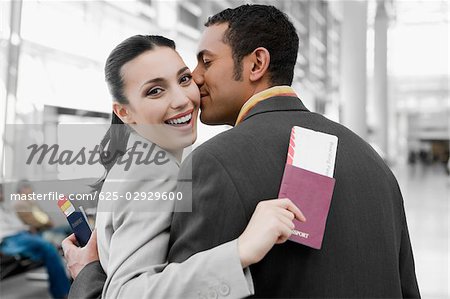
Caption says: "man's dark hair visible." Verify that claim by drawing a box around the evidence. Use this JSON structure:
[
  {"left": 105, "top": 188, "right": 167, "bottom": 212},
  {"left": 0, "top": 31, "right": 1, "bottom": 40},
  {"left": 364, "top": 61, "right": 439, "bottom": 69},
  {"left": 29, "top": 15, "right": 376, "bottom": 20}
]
[{"left": 205, "top": 4, "right": 299, "bottom": 85}]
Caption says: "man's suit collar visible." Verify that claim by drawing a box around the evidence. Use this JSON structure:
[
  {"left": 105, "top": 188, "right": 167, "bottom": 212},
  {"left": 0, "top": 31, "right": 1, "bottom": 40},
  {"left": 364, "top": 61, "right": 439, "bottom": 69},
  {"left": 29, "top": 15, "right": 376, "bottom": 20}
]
[{"left": 240, "top": 96, "right": 309, "bottom": 124}]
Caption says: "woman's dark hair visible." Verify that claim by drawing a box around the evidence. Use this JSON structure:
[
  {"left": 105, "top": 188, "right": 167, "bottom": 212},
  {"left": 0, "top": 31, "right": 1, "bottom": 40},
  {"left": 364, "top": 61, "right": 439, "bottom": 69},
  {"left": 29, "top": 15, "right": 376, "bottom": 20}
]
[{"left": 91, "top": 35, "right": 176, "bottom": 193}]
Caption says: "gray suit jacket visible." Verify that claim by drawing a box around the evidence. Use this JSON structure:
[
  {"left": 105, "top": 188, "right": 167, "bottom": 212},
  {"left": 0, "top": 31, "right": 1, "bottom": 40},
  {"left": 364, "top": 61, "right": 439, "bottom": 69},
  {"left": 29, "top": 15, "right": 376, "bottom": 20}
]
[
  {"left": 70, "top": 133, "right": 253, "bottom": 299},
  {"left": 168, "top": 96, "right": 420, "bottom": 298}
]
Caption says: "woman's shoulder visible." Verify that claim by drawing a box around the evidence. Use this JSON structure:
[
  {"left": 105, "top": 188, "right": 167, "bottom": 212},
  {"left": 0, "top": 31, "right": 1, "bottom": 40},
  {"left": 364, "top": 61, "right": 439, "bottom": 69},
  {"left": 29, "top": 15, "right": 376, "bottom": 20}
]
[{"left": 98, "top": 134, "right": 179, "bottom": 211}]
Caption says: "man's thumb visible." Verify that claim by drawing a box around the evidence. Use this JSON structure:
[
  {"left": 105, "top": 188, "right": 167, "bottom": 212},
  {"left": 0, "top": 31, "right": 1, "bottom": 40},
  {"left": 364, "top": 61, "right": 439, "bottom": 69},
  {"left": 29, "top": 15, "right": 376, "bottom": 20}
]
[{"left": 87, "top": 229, "right": 97, "bottom": 249}]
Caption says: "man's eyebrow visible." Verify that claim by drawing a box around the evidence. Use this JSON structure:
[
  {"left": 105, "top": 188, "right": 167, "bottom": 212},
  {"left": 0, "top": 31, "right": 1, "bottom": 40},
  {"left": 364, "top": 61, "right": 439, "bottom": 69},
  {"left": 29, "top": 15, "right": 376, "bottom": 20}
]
[{"left": 197, "top": 49, "right": 213, "bottom": 61}]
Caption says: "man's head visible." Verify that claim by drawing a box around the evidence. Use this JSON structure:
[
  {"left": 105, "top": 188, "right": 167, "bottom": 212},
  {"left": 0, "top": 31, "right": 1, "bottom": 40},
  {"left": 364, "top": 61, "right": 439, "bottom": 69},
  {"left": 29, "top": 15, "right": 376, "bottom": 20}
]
[{"left": 193, "top": 4, "right": 299, "bottom": 125}]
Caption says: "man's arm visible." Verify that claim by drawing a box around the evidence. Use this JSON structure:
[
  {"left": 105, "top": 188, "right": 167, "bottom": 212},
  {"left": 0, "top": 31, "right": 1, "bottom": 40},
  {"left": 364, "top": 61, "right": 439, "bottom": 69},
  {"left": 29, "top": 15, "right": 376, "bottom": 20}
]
[
  {"left": 168, "top": 149, "right": 249, "bottom": 263},
  {"left": 62, "top": 231, "right": 105, "bottom": 299},
  {"left": 69, "top": 261, "right": 106, "bottom": 299}
]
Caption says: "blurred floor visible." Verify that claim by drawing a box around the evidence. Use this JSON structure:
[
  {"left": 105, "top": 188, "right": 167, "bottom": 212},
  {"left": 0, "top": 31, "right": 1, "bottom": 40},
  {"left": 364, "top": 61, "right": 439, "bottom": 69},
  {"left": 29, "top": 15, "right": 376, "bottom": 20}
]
[
  {"left": 0, "top": 267, "right": 51, "bottom": 299},
  {"left": 393, "top": 162, "right": 449, "bottom": 299}
]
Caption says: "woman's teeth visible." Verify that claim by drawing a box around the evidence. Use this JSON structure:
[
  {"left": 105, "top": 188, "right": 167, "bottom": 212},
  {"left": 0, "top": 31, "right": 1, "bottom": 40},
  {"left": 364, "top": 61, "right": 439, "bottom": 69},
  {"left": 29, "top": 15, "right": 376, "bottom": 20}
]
[{"left": 166, "top": 113, "right": 192, "bottom": 125}]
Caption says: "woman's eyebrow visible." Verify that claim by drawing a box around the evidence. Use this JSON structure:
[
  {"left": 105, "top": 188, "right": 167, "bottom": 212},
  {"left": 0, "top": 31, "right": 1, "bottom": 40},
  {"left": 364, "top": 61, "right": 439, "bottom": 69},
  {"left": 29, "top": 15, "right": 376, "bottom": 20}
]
[
  {"left": 140, "top": 67, "right": 190, "bottom": 91},
  {"left": 140, "top": 77, "right": 165, "bottom": 91},
  {"left": 177, "top": 67, "right": 190, "bottom": 76}
]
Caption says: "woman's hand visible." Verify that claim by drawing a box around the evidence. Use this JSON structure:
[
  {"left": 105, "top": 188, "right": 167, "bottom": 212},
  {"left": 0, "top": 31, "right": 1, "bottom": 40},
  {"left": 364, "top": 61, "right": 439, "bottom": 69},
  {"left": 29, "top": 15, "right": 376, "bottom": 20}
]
[{"left": 237, "top": 198, "right": 306, "bottom": 268}]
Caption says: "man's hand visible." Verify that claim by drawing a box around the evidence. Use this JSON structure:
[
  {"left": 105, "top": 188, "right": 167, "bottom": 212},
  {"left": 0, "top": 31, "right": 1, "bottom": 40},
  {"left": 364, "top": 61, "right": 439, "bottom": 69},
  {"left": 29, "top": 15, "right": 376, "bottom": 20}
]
[{"left": 62, "top": 229, "right": 99, "bottom": 279}]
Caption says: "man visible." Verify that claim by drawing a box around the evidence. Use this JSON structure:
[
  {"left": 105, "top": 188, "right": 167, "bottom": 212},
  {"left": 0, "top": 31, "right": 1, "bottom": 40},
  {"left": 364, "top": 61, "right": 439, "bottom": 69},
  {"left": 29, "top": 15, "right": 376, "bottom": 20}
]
[
  {"left": 0, "top": 183, "right": 71, "bottom": 298},
  {"left": 65, "top": 4, "right": 420, "bottom": 298}
]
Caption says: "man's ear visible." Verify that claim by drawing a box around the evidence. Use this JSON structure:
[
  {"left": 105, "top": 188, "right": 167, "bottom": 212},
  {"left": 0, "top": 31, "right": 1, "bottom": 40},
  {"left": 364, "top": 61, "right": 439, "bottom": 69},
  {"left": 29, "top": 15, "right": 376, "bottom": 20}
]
[
  {"left": 112, "top": 102, "right": 135, "bottom": 124},
  {"left": 249, "top": 47, "right": 270, "bottom": 82}
]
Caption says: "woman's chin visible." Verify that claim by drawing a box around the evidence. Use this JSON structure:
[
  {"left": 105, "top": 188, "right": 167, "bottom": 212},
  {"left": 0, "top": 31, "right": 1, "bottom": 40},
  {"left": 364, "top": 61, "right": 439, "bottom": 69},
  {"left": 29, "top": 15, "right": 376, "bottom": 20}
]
[
  {"left": 177, "top": 134, "right": 196, "bottom": 150},
  {"left": 179, "top": 129, "right": 197, "bottom": 147},
  {"left": 190, "top": 133, "right": 197, "bottom": 147},
  {"left": 162, "top": 133, "right": 196, "bottom": 153}
]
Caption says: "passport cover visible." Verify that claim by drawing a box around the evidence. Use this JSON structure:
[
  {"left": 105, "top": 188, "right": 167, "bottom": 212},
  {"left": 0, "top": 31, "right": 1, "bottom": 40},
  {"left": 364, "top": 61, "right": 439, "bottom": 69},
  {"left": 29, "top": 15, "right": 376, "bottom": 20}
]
[
  {"left": 67, "top": 211, "right": 92, "bottom": 247},
  {"left": 279, "top": 163, "right": 336, "bottom": 249}
]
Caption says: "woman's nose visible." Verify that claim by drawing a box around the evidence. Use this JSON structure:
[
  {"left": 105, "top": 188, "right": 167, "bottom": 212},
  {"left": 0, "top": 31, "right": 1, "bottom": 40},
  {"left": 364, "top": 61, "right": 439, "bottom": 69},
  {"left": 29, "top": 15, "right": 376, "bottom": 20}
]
[{"left": 170, "top": 89, "right": 190, "bottom": 109}]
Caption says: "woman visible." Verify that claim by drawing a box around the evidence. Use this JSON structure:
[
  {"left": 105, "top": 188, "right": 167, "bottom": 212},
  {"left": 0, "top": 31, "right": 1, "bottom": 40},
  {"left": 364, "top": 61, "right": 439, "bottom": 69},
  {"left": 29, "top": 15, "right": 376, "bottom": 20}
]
[{"left": 93, "top": 35, "right": 305, "bottom": 298}]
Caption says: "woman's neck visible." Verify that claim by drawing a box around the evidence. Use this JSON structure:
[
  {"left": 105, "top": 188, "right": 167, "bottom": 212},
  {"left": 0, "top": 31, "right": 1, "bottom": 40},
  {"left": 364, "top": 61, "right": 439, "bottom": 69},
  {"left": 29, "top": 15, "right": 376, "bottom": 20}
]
[{"left": 170, "top": 149, "right": 183, "bottom": 163}]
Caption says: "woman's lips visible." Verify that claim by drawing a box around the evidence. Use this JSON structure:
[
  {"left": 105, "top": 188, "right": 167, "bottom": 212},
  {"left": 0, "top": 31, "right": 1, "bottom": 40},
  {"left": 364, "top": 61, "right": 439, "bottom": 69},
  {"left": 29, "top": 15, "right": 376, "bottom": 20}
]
[
  {"left": 165, "top": 109, "right": 193, "bottom": 122},
  {"left": 164, "top": 113, "right": 193, "bottom": 127}
]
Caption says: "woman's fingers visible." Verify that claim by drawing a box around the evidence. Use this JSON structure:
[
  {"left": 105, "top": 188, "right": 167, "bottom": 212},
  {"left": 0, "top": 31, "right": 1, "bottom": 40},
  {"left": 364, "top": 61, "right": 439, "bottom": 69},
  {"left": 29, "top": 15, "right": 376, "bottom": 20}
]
[
  {"left": 278, "top": 198, "right": 306, "bottom": 222},
  {"left": 276, "top": 207, "right": 295, "bottom": 221},
  {"left": 276, "top": 210, "right": 295, "bottom": 230},
  {"left": 265, "top": 198, "right": 307, "bottom": 245},
  {"left": 237, "top": 198, "right": 306, "bottom": 267},
  {"left": 275, "top": 220, "right": 294, "bottom": 244},
  {"left": 271, "top": 209, "right": 295, "bottom": 244}
]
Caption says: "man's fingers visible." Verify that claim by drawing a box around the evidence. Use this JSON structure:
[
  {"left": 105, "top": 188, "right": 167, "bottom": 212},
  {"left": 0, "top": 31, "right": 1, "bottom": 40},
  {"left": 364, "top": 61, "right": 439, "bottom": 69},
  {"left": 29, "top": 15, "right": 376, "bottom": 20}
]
[
  {"left": 67, "top": 233, "right": 77, "bottom": 243},
  {"left": 86, "top": 229, "right": 97, "bottom": 248},
  {"left": 61, "top": 233, "right": 77, "bottom": 256}
]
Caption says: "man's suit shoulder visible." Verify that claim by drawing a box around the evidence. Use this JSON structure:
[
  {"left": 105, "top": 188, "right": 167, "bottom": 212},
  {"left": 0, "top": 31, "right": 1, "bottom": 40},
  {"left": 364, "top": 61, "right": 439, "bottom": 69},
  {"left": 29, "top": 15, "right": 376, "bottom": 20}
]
[
  {"left": 189, "top": 126, "right": 253, "bottom": 163},
  {"left": 190, "top": 107, "right": 396, "bottom": 187}
]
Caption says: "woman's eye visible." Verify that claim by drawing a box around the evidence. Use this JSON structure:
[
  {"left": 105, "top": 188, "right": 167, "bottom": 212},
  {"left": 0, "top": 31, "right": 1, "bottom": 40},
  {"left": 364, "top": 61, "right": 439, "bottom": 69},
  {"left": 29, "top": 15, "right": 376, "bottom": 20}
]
[
  {"left": 180, "top": 74, "right": 192, "bottom": 84},
  {"left": 203, "top": 60, "right": 211, "bottom": 67},
  {"left": 147, "top": 87, "right": 163, "bottom": 96}
]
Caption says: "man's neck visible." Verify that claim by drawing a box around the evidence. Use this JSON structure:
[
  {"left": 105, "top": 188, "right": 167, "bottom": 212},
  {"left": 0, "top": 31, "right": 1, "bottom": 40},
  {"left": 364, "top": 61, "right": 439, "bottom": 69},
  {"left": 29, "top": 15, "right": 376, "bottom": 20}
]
[
  {"left": 230, "top": 83, "right": 272, "bottom": 123},
  {"left": 251, "top": 84, "right": 272, "bottom": 96},
  {"left": 233, "top": 85, "right": 296, "bottom": 126},
  {"left": 242, "top": 84, "right": 292, "bottom": 109}
]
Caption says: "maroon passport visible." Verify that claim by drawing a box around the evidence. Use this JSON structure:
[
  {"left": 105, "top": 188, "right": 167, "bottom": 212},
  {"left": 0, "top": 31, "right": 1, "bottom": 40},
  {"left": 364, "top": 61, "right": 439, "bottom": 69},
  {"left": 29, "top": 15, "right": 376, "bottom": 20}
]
[{"left": 278, "top": 163, "right": 336, "bottom": 249}]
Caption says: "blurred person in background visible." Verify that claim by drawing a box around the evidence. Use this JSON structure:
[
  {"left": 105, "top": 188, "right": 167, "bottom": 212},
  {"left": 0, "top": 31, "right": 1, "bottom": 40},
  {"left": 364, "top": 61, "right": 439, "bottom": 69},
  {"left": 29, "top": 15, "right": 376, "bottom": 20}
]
[
  {"left": 0, "top": 183, "right": 71, "bottom": 298},
  {"left": 15, "top": 180, "right": 53, "bottom": 232},
  {"left": 14, "top": 180, "right": 72, "bottom": 247}
]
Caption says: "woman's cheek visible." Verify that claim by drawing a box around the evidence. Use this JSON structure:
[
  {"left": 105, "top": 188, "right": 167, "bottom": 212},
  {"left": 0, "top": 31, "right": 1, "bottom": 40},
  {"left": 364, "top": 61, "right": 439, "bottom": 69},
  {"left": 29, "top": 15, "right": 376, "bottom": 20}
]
[{"left": 189, "top": 85, "right": 201, "bottom": 106}]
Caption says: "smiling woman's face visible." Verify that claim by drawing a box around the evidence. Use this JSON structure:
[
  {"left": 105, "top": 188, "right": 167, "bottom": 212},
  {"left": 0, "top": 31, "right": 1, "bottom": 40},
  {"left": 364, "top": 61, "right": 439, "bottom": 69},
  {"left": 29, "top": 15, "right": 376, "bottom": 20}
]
[{"left": 115, "top": 47, "right": 200, "bottom": 153}]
